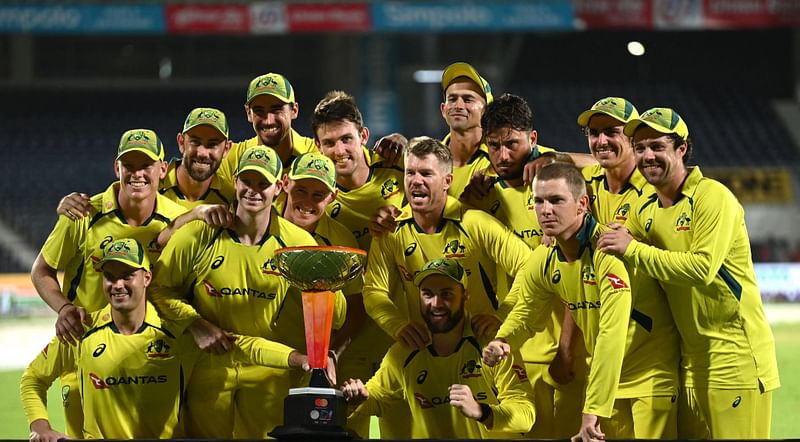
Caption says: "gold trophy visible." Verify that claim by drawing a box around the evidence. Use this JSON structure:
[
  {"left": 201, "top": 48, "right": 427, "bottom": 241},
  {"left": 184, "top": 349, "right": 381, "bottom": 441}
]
[{"left": 269, "top": 245, "right": 366, "bottom": 440}]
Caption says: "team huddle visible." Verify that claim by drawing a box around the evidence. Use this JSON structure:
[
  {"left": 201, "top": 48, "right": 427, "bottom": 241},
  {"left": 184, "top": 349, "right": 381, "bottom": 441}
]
[{"left": 19, "top": 62, "right": 779, "bottom": 441}]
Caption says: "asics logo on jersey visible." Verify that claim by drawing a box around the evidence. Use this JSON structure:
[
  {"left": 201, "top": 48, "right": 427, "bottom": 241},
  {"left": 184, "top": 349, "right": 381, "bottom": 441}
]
[
  {"left": 381, "top": 179, "right": 401, "bottom": 199},
  {"left": 353, "top": 227, "right": 370, "bottom": 239},
  {"left": 645, "top": 218, "right": 653, "bottom": 232},
  {"left": 615, "top": 203, "right": 631, "bottom": 221},
  {"left": 491, "top": 200, "right": 501, "bottom": 214},
  {"left": 460, "top": 360, "right": 482, "bottom": 378},
  {"left": 404, "top": 242, "right": 417, "bottom": 256},
  {"left": 675, "top": 212, "right": 692, "bottom": 231},
  {"left": 99, "top": 236, "right": 114, "bottom": 250},
  {"left": 552, "top": 269, "right": 561, "bottom": 284},
  {"left": 90, "top": 373, "right": 168, "bottom": 389},
  {"left": 582, "top": 266, "right": 596, "bottom": 285},
  {"left": 330, "top": 202, "right": 341, "bottom": 218},
  {"left": 93, "top": 343, "right": 106, "bottom": 357},
  {"left": 146, "top": 339, "right": 171, "bottom": 358},
  {"left": 443, "top": 240, "right": 466, "bottom": 258},
  {"left": 732, "top": 396, "right": 742, "bottom": 408},
  {"left": 211, "top": 255, "right": 224, "bottom": 269},
  {"left": 417, "top": 370, "right": 428, "bottom": 384},
  {"left": 568, "top": 301, "right": 601, "bottom": 310},
  {"left": 606, "top": 273, "right": 629, "bottom": 289}
]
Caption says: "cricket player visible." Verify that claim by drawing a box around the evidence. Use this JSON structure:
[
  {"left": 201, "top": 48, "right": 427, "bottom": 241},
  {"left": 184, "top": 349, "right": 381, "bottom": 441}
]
[
  {"left": 30, "top": 128, "right": 186, "bottom": 436},
  {"left": 597, "top": 107, "right": 780, "bottom": 438},
  {"left": 149, "top": 146, "right": 347, "bottom": 438},
  {"left": 21, "top": 238, "right": 312, "bottom": 440},
  {"left": 342, "top": 258, "right": 536, "bottom": 439},
  {"left": 483, "top": 162, "right": 633, "bottom": 442},
  {"left": 576, "top": 97, "right": 680, "bottom": 438}
]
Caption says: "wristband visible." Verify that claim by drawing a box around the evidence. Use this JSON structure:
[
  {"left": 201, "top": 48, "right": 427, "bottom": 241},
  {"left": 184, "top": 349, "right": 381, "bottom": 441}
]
[
  {"left": 478, "top": 403, "right": 492, "bottom": 423},
  {"left": 57, "top": 303, "right": 73, "bottom": 314}
]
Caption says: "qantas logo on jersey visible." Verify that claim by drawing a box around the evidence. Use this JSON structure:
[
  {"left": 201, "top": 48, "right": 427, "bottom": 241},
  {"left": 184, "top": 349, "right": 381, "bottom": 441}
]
[
  {"left": 414, "top": 392, "right": 488, "bottom": 409},
  {"left": 675, "top": 212, "right": 691, "bottom": 232},
  {"left": 89, "top": 372, "right": 168, "bottom": 389},
  {"left": 146, "top": 339, "right": 172, "bottom": 359},
  {"left": 414, "top": 393, "right": 435, "bottom": 408},
  {"left": 399, "top": 265, "right": 413, "bottom": 282},
  {"left": 380, "top": 178, "right": 401, "bottom": 199},
  {"left": 261, "top": 258, "right": 281, "bottom": 276},
  {"left": 511, "top": 364, "right": 529, "bottom": 381},
  {"left": 568, "top": 300, "right": 601, "bottom": 310},
  {"left": 443, "top": 240, "right": 466, "bottom": 258},
  {"left": 582, "top": 266, "right": 596, "bottom": 285},
  {"left": 606, "top": 273, "right": 629, "bottom": 289},
  {"left": 460, "top": 359, "right": 482, "bottom": 378},
  {"left": 202, "top": 280, "right": 276, "bottom": 300},
  {"left": 513, "top": 228, "right": 543, "bottom": 240},
  {"left": 615, "top": 203, "right": 631, "bottom": 221}
]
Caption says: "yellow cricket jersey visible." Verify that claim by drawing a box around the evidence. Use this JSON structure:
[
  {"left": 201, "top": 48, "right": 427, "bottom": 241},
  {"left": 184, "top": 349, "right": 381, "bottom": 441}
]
[
  {"left": 19, "top": 302, "right": 295, "bottom": 439},
  {"left": 624, "top": 167, "right": 779, "bottom": 391},
  {"left": 497, "top": 215, "right": 632, "bottom": 418},
  {"left": 583, "top": 164, "right": 679, "bottom": 399},
  {"left": 363, "top": 196, "right": 532, "bottom": 339},
  {"left": 351, "top": 319, "right": 536, "bottom": 438},
  {"left": 327, "top": 163, "right": 405, "bottom": 251},
  {"left": 218, "top": 130, "right": 316, "bottom": 185},
  {"left": 159, "top": 159, "right": 234, "bottom": 210},
  {"left": 40, "top": 183, "right": 186, "bottom": 312},
  {"left": 149, "top": 211, "right": 347, "bottom": 340},
  {"left": 442, "top": 134, "right": 493, "bottom": 199}
]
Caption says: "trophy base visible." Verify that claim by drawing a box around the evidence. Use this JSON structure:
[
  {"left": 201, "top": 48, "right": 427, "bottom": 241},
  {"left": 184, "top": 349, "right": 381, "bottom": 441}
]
[{"left": 268, "top": 387, "right": 356, "bottom": 440}]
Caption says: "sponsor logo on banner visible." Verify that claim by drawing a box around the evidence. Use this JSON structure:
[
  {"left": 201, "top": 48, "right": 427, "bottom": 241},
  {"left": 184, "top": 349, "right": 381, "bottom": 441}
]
[
  {"left": 288, "top": 3, "right": 370, "bottom": 32},
  {"left": 250, "top": 2, "right": 288, "bottom": 34},
  {"left": 574, "top": 0, "right": 652, "bottom": 29},
  {"left": 166, "top": 4, "right": 249, "bottom": 33}
]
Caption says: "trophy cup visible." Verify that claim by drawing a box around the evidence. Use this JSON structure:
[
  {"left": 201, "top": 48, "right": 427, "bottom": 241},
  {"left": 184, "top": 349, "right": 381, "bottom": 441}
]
[{"left": 268, "top": 245, "right": 367, "bottom": 440}]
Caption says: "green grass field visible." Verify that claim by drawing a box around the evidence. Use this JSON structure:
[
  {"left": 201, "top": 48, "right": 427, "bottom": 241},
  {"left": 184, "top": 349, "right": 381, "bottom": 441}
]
[{"left": 1, "top": 323, "right": 798, "bottom": 439}]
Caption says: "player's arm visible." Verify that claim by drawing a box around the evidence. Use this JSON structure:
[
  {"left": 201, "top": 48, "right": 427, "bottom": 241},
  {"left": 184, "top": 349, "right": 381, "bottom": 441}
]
[
  {"left": 549, "top": 305, "right": 580, "bottom": 385},
  {"left": 484, "top": 350, "right": 537, "bottom": 433},
  {"left": 346, "top": 346, "right": 405, "bottom": 418},
  {"left": 362, "top": 235, "right": 417, "bottom": 341},
  {"left": 156, "top": 204, "right": 233, "bottom": 248},
  {"left": 233, "top": 335, "right": 300, "bottom": 369},
  {"left": 20, "top": 337, "right": 75, "bottom": 437}
]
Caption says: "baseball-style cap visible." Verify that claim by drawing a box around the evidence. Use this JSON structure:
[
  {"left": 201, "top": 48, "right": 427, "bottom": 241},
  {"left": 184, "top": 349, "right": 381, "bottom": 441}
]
[
  {"left": 624, "top": 107, "right": 690, "bottom": 139},
  {"left": 246, "top": 73, "right": 295, "bottom": 105},
  {"left": 117, "top": 129, "right": 164, "bottom": 161},
  {"left": 288, "top": 152, "right": 336, "bottom": 193},
  {"left": 183, "top": 107, "right": 229, "bottom": 138},
  {"left": 414, "top": 258, "right": 468, "bottom": 288},
  {"left": 96, "top": 238, "right": 150, "bottom": 271},
  {"left": 441, "top": 62, "right": 493, "bottom": 104},
  {"left": 577, "top": 97, "right": 639, "bottom": 126},
  {"left": 236, "top": 146, "right": 283, "bottom": 183}
]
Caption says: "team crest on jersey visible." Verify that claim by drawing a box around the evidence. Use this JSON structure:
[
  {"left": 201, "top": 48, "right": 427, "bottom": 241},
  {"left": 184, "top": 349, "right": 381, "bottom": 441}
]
[
  {"left": 147, "top": 238, "right": 161, "bottom": 254},
  {"left": 606, "top": 273, "right": 629, "bottom": 289},
  {"left": 511, "top": 364, "right": 529, "bottom": 381},
  {"left": 581, "top": 266, "right": 596, "bottom": 285},
  {"left": 146, "top": 339, "right": 172, "bottom": 359},
  {"left": 460, "top": 359, "right": 482, "bottom": 379},
  {"left": 61, "top": 385, "right": 71, "bottom": 405},
  {"left": 399, "top": 265, "right": 413, "bottom": 282},
  {"left": 675, "top": 212, "right": 691, "bottom": 232},
  {"left": 443, "top": 240, "right": 466, "bottom": 258},
  {"left": 614, "top": 203, "right": 631, "bottom": 221},
  {"left": 380, "top": 178, "right": 400, "bottom": 199},
  {"left": 526, "top": 193, "right": 535, "bottom": 211},
  {"left": 203, "top": 279, "right": 223, "bottom": 297},
  {"left": 414, "top": 393, "right": 435, "bottom": 409},
  {"left": 261, "top": 258, "right": 281, "bottom": 276}
]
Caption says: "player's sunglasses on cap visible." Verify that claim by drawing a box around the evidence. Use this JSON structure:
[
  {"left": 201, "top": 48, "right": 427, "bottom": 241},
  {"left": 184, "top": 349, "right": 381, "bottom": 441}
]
[
  {"left": 623, "top": 107, "right": 689, "bottom": 139},
  {"left": 288, "top": 152, "right": 337, "bottom": 193},
  {"left": 414, "top": 257, "right": 468, "bottom": 288},
  {"left": 247, "top": 73, "right": 295, "bottom": 105},
  {"left": 441, "top": 62, "right": 494, "bottom": 104},
  {"left": 577, "top": 97, "right": 639, "bottom": 127},
  {"left": 96, "top": 238, "right": 150, "bottom": 271},
  {"left": 236, "top": 146, "right": 283, "bottom": 184},
  {"left": 117, "top": 129, "right": 164, "bottom": 161},
  {"left": 183, "top": 107, "right": 229, "bottom": 139}
]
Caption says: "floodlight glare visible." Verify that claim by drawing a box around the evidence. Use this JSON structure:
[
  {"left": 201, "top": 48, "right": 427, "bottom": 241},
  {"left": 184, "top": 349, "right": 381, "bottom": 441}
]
[
  {"left": 627, "top": 41, "right": 645, "bottom": 56},
  {"left": 413, "top": 70, "right": 444, "bottom": 84}
]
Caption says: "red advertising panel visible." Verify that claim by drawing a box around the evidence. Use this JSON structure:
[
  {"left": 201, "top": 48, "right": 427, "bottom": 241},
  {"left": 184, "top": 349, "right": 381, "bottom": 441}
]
[
  {"left": 287, "top": 3, "right": 370, "bottom": 32},
  {"left": 166, "top": 4, "right": 250, "bottom": 34},
  {"left": 574, "top": 0, "right": 652, "bottom": 29},
  {"left": 704, "top": 0, "right": 800, "bottom": 28}
]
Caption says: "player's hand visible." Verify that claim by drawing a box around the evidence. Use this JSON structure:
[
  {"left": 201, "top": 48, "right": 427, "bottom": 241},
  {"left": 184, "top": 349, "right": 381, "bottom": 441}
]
[
  {"left": 340, "top": 378, "right": 369, "bottom": 406},
  {"left": 449, "top": 384, "right": 482, "bottom": 419},
  {"left": 572, "top": 413, "right": 605, "bottom": 442},
  {"left": 372, "top": 133, "right": 408, "bottom": 167},
  {"left": 459, "top": 170, "right": 495, "bottom": 203},
  {"left": 326, "top": 351, "right": 338, "bottom": 386},
  {"left": 597, "top": 228, "right": 634, "bottom": 257},
  {"left": 368, "top": 205, "right": 401, "bottom": 237},
  {"left": 29, "top": 419, "right": 68, "bottom": 442},
  {"left": 195, "top": 204, "right": 233, "bottom": 228},
  {"left": 482, "top": 339, "right": 510, "bottom": 367},
  {"left": 470, "top": 313, "right": 501, "bottom": 340},
  {"left": 395, "top": 321, "right": 429, "bottom": 350},
  {"left": 56, "top": 192, "right": 91, "bottom": 221},
  {"left": 188, "top": 318, "right": 236, "bottom": 354},
  {"left": 523, "top": 152, "right": 559, "bottom": 187},
  {"left": 56, "top": 304, "right": 89, "bottom": 345},
  {"left": 549, "top": 347, "right": 575, "bottom": 385}
]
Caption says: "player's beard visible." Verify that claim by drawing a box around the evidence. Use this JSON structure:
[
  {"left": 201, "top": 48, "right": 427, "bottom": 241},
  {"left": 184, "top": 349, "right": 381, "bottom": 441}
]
[
  {"left": 496, "top": 161, "right": 525, "bottom": 182},
  {"left": 423, "top": 302, "right": 465, "bottom": 334},
  {"left": 185, "top": 155, "right": 220, "bottom": 182}
]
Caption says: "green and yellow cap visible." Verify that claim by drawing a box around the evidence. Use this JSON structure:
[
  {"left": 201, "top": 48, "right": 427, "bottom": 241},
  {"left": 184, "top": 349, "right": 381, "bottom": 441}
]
[
  {"left": 246, "top": 73, "right": 295, "bottom": 105},
  {"left": 236, "top": 146, "right": 282, "bottom": 183},
  {"left": 577, "top": 97, "right": 639, "bottom": 126},
  {"left": 288, "top": 152, "right": 337, "bottom": 193},
  {"left": 117, "top": 129, "right": 164, "bottom": 161},
  {"left": 414, "top": 258, "right": 468, "bottom": 288},
  {"left": 624, "top": 107, "right": 689, "bottom": 139},
  {"left": 441, "top": 62, "right": 493, "bottom": 104},
  {"left": 183, "top": 107, "right": 229, "bottom": 138},
  {"left": 96, "top": 238, "right": 150, "bottom": 271}
]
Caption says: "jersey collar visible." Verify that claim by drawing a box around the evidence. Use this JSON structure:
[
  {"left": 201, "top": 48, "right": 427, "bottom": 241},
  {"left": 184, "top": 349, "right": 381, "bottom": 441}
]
[
  {"left": 555, "top": 213, "right": 598, "bottom": 262},
  {"left": 160, "top": 158, "right": 227, "bottom": 201},
  {"left": 396, "top": 196, "right": 464, "bottom": 231}
]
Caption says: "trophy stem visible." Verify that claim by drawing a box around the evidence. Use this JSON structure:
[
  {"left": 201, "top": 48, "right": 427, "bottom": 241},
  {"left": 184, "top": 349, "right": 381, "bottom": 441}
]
[{"left": 301, "top": 290, "right": 335, "bottom": 374}]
